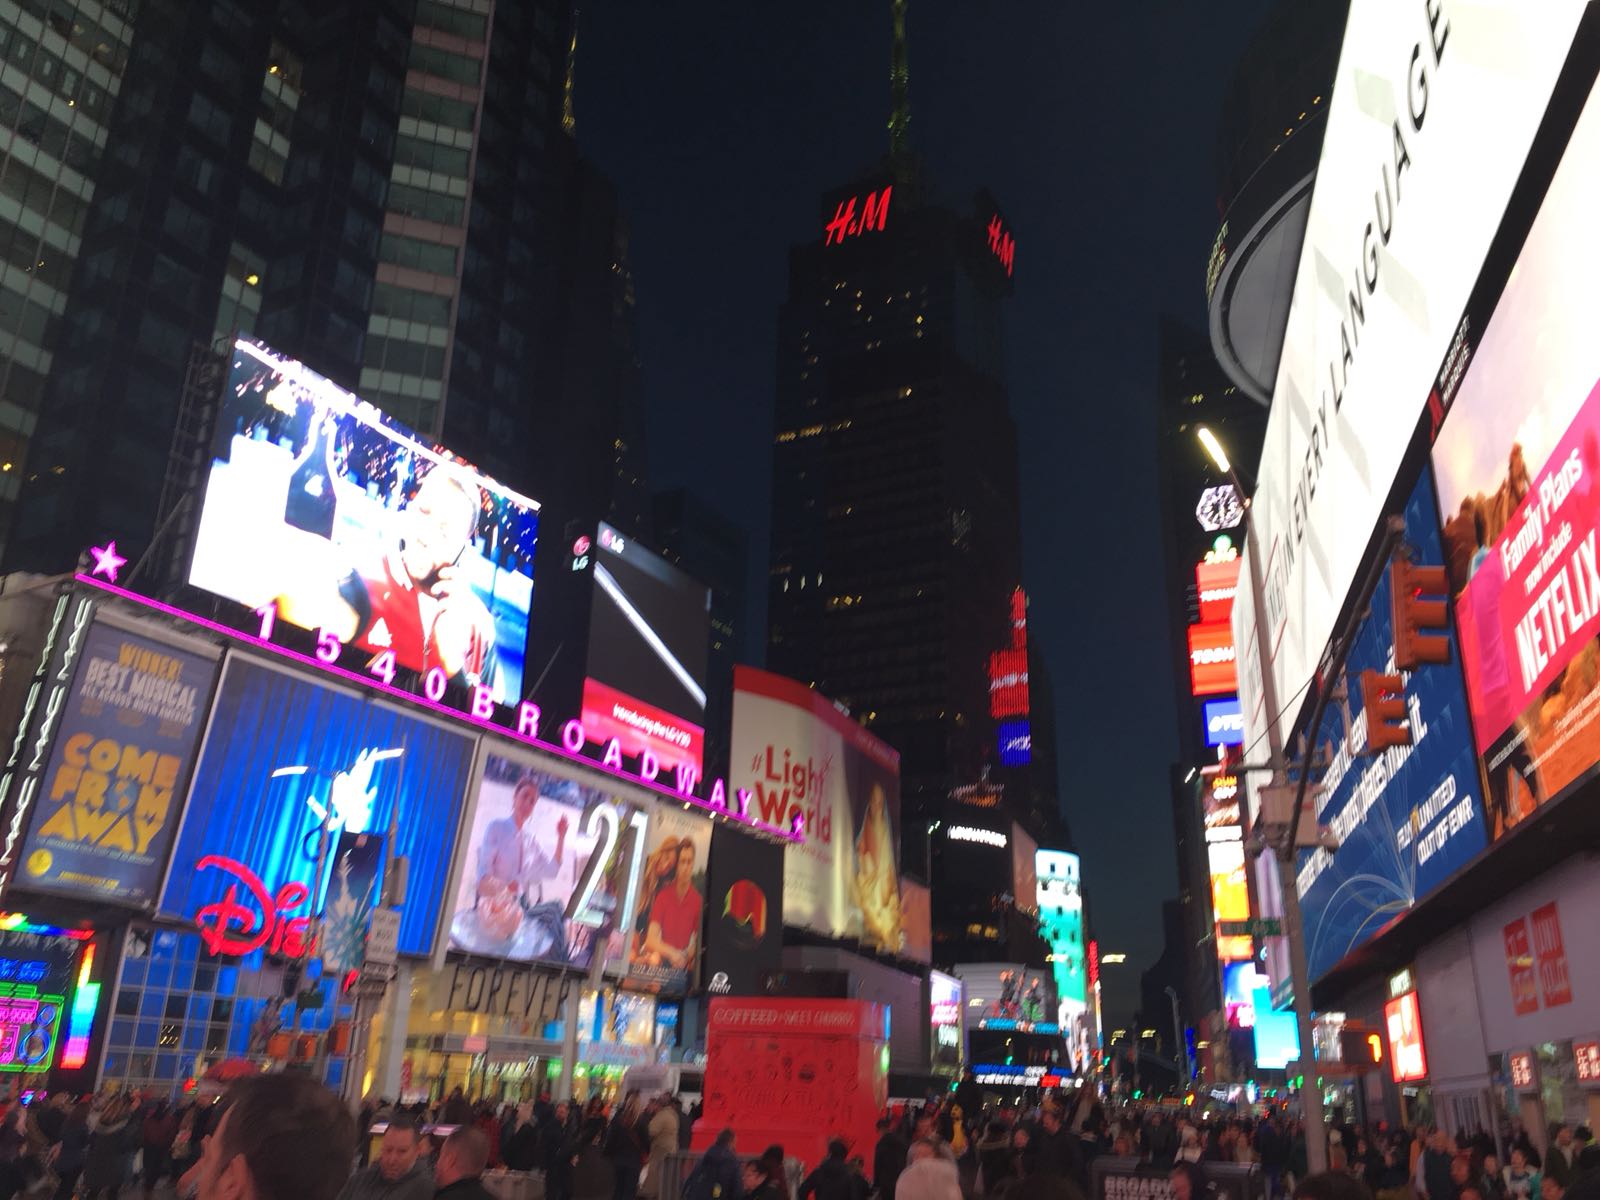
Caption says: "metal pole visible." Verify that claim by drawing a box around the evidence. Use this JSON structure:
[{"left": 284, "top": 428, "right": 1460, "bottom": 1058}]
[
  {"left": 1238, "top": 492, "right": 1328, "bottom": 1176},
  {"left": 1165, "top": 986, "right": 1186, "bottom": 1083}
]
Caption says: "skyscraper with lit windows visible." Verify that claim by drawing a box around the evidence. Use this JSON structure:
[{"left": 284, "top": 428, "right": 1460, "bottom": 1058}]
[{"left": 3, "top": 0, "right": 644, "bottom": 587}]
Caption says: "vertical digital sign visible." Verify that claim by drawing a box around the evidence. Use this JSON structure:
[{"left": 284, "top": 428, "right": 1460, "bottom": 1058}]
[
  {"left": 580, "top": 523, "right": 711, "bottom": 780},
  {"left": 1384, "top": 991, "right": 1427, "bottom": 1082},
  {"left": 989, "top": 589, "right": 1031, "bottom": 763},
  {"left": 1036, "top": 850, "right": 1085, "bottom": 1017}
]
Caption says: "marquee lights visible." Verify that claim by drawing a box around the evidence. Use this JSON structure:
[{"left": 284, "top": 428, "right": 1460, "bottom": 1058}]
[
  {"left": 73, "top": 568, "right": 803, "bottom": 844},
  {"left": 946, "top": 825, "right": 1006, "bottom": 848},
  {"left": 59, "top": 941, "right": 99, "bottom": 1070}
]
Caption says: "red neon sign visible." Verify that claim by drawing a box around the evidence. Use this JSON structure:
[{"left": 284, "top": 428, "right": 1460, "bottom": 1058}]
[
  {"left": 1196, "top": 558, "right": 1240, "bottom": 624},
  {"left": 824, "top": 186, "right": 892, "bottom": 246},
  {"left": 193, "top": 856, "right": 314, "bottom": 959},
  {"left": 1188, "top": 621, "right": 1238, "bottom": 696},
  {"left": 988, "top": 648, "right": 1029, "bottom": 718},
  {"left": 1384, "top": 991, "right": 1427, "bottom": 1083},
  {"left": 986, "top": 213, "right": 1015, "bottom": 277}
]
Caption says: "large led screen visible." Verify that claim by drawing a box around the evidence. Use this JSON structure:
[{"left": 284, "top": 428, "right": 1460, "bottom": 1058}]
[
  {"left": 580, "top": 523, "right": 711, "bottom": 778},
  {"left": 21, "top": 622, "right": 217, "bottom": 906},
  {"left": 165, "top": 656, "right": 476, "bottom": 956},
  {"left": 729, "top": 667, "right": 904, "bottom": 952},
  {"left": 621, "top": 801, "right": 710, "bottom": 995},
  {"left": 188, "top": 338, "right": 540, "bottom": 702},
  {"left": 1295, "top": 467, "right": 1487, "bottom": 983},
  {"left": 1431, "top": 70, "right": 1600, "bottom": 839},
  {"left": 1208, "top": 840, "right": 1252, "bottom": 962},
  {"left": 1036, "top": 850, "right": 1085, "bottom": 1009},
  {"left": 702, "top": 824, "right": 784, "bottom": 997},
  {"left": 448, "top": 752, "right": 643, "bottom": 974}
]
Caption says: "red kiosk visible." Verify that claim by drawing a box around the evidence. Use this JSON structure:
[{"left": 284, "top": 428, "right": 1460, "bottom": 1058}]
[{"left": 692, "top": 997, "right": 889, "bottom": 1175}]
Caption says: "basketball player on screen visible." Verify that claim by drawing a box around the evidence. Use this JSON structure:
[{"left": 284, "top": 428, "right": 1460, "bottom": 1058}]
[{"left": 277, "top": 467, "right": 501, "bottom": 693}]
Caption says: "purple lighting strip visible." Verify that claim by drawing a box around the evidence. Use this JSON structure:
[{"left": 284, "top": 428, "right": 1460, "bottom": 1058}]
[{"left": 73, "top": 574, "right": 801, "bottom": 843}]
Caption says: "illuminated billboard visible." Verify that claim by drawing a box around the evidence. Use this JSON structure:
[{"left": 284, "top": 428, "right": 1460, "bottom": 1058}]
[
  {"left": 997, "top": 720, "right": 1031, "bottom": 767},
  {"left": 1209, "top": 840, "right": 1252, "bottom": 961},
  {"left": 580, "top": 523, "right": 711, "bottom": 779},
  {"left": 1431, "top": 68, "right": 1600, "bottom": 839},
  {"left": 188, "top": 338, "right": 540, "bottom": 703},
  {"left": 1203, "top": 698, "right": 1244, "bottom": 748},
  {"left": 1251, "top": 987, "right": 1300, "bottom": 1071},
  {"left": 1385, "top": 991, "right": 1427, "bottom": 1082},
  {"left": 1236, "top": 0, "right": 1592, "bottom": 760},
  {"left": 1036, "top": 850, "right": 1085, "bottom": 1010},
  {"left": 165, "top": 656, "right": 476, "bottom": 956},
  {"left": 729, "top": 667, "right": 904, "bottom": 952},
  {"left": 20, "top": 622, "right": 218, "bottom": 907},
  {"left": 1295, "top": 468, "right": 1486, "bottom": 982},
  {"left": 1195, "top": 558, "right": 1239, "bottom": 625},
  {"left": 1187, "top": 621, "right": 1237, "bottom": 696}
]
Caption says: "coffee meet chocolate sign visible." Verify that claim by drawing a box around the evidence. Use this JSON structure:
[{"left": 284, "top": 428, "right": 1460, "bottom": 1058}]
[{"left": 429, "top": 960, "right": 569, "bottom": 1023}]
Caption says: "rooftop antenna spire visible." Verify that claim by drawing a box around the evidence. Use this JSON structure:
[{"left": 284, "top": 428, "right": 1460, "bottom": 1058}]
[
  {"left": 562, "top": 6, "right": 579, "bottom": 135},
  {"left": 888, "top": 0, "right": 910, "bottom": 163}
]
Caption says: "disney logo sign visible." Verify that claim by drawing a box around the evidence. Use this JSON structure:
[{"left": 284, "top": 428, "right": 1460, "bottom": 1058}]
[{"left": 193, "top": 855, "right": 315, "bottom": 959}]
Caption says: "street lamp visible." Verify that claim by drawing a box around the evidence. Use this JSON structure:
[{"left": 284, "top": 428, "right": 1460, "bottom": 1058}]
[{"left": 1195, "top": 425, "right": 1328, "bottom": 1175}]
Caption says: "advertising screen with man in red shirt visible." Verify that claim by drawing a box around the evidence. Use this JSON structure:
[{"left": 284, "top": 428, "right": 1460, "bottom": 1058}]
[{"left": 623, "top": 802, "right": 710, "bottom": 995}]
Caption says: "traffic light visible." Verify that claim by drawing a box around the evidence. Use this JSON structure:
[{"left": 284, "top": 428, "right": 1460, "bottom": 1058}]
[
  {"left": 1360, "top": 670, "right": 1410, "bottom": 754},
  {"left": 1340, "top": 1025, "right": 1384, "bottom": 1073},
  {"left": 1392, "top": 558, "right": 1452, "bottom": 669}
]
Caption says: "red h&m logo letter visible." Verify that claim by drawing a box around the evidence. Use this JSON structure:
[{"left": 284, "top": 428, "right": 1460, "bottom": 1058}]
[
  {"left": 1503, "top": 917, "right": 1539, "bottom": 1016},
  {"left": 824, "top": 187, "right": 892, "bottom": 246},
  {"left": 986, "top": 214, "right": 1015, "bottom": 277},
  {"left": 1530, "top": 902, "right": 1572, "bottom": 1008}
]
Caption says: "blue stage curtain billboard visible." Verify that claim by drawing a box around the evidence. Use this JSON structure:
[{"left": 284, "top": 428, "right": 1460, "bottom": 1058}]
[
  {"left": 163, "top": 655, "right": 476, "bottom": 956},
  {"left": 1295, "top": 466, "right": 1488, "bottom": 983},
  {"left": 20, "top": 621, "right": 218, "bottom": 906}
]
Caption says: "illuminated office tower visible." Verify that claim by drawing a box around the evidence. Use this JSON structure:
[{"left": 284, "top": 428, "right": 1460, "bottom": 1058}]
[{"left": 766, "top": 5, "right": 1036, "bottom": 858}]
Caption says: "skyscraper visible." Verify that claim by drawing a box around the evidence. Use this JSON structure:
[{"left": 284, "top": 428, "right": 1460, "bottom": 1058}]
[
  {"left": 766, "top": 7, "right": 1028, "bottom": 849},
  {"left": 1, "top": 0, "right": 643, "bottom": 594}
]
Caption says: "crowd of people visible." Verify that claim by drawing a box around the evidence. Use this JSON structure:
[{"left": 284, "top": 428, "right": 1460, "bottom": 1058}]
[{"left": 3, "top": 1075, "right": 1598, "bottom": 1200}]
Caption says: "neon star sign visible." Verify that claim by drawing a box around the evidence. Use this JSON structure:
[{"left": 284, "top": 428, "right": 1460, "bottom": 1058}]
[{"left": 87, "top": 542, "right": 126, "bottom": 583}]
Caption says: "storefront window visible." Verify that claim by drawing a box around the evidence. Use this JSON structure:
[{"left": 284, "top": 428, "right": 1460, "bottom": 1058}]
[
  {"left": 1539, "top": 1041, "right": 1584, "bottom": 1127},
  {"left": 101, "top": 927, "right": 351, "bottom": 1095}
]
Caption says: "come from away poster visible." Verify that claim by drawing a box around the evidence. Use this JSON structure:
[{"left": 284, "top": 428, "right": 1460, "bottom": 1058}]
[{"left": 20, "top": 623, "right": 217, "bottom": 906}]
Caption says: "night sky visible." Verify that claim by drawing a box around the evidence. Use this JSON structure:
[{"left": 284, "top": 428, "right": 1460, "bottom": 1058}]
[{"left": 579, "top": 2, "right": 1273, "bottom": 1024}]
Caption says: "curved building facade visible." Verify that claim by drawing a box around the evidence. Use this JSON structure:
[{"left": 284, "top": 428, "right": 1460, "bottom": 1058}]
[{"left": 1205, "top": 0, "right": 1347, "bottom": 404}]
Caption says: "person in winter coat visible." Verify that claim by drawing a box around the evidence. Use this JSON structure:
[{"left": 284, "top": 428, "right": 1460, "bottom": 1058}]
[
  {"left": 639, "top": 1095, "right": 680, "bottom": 1199},
  {"left": 501, "top": 1103, "right": 540, "bottom": 1173},
  {"left": 571, "top": 1120, "right": 615, "bottom": 1200},
  {"left": 142, "top": 1100, "right": 180, "bottom": 1200},
  {"left": 82, "top": 1096, "right": 142, "bottom": 1200},
  {"left": 433, "top": 1126, "right": 495, "bottom": 1200},
  {"left": 50, "top": 1101, "right": 92, "bottom": 1200},
  {"left": 681, "top": 1128, "right": 742, "bottom": 1200},
  {"left": 603, "top": 1093, "right": 647, "bottom": 1200},
  {"left": 798, "top": 1139, "right": 858, "bottom": 1200}
]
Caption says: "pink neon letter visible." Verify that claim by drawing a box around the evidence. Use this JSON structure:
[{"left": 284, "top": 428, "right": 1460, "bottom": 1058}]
[
  {"left": 674, "top": 763, "right": 699, "bottom": 796},
  {"left": 602, "top": 738, "right": 623, "bottom": 770},
  {"left": 791, "top": 811, "right": 806, "bottom": 838},
  {"left": 424, "top": 667, "right": 447, "bottom": 702},
  {"left": 735, "top": 787, "right": 752, "bottom": 818},
  {"left": 561, "top": 720, "right": 585, "bottom": 754},
  {"left": 707, "top": 779, "right": 727, "bottom": 812},
  {"left": 638, "top": 750, "right": 659, "bottom": 783},
  {"left": 517, "top": 702, "right": 541, "bottom": 738},
  {"left": 471, "top": 686, "right": 494, "bottom": 720}
]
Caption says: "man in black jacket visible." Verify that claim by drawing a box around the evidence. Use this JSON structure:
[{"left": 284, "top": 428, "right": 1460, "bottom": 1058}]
[
  {"left": 433, "top": 1127, "right": 493, "bottom": 1200},
  {"left": 800, "top": 1140, "right": 863, "bottom": 1200},
  {"left": 873, "top": 1119, "right": 907, "bottom": 1199}
]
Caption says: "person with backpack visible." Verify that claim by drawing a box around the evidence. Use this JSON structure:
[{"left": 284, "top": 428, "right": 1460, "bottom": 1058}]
[{"left": 682, "top": 1128, "right": 742, "bottom": 1200}]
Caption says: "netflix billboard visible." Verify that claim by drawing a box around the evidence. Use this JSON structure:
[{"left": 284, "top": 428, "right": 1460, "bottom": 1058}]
[{"left": 1431, "top": 68, "right": 1600, "bottom": 839}]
